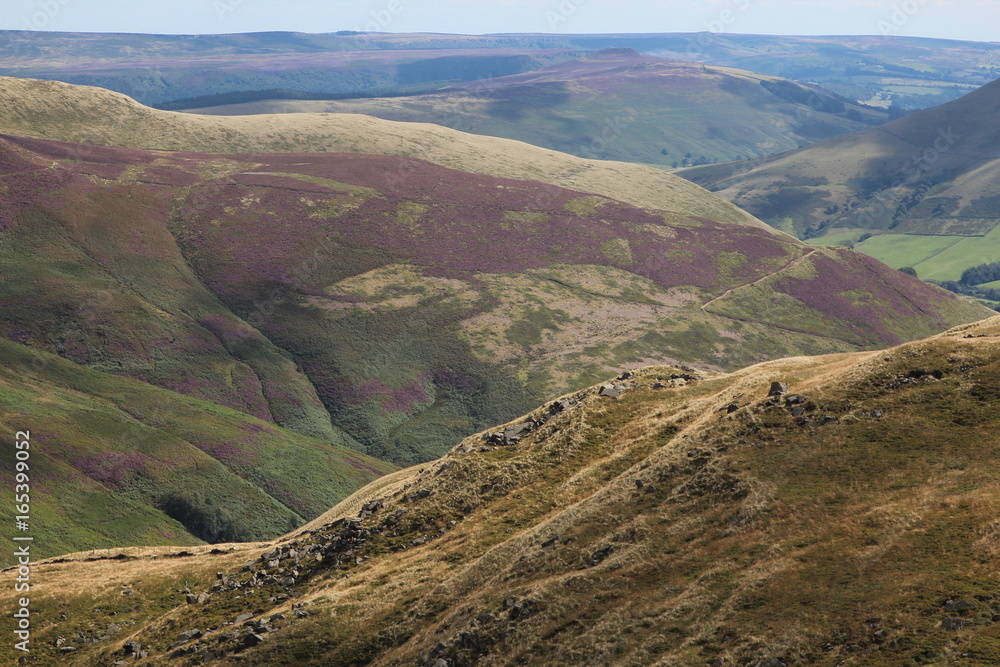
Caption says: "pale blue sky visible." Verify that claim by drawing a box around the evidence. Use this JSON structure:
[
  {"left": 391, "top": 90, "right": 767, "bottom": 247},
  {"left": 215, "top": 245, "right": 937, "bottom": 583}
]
[{"left": 1, "top": 0, "right": 997, "bottom": 42}]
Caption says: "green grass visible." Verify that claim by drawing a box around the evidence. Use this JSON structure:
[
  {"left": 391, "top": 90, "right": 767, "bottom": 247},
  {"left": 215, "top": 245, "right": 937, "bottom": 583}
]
[
  {"left": 0, "top": 338, "right": 395, "bottom": 564},
  {"left": 853, "top": 234, "right": 966, "bottom": 274}
]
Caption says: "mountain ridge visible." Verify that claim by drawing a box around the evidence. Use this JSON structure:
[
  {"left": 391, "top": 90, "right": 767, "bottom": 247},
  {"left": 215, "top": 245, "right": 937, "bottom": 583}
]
[{"left": 6, "top": 315, "right": 1000, "bottom": 665}]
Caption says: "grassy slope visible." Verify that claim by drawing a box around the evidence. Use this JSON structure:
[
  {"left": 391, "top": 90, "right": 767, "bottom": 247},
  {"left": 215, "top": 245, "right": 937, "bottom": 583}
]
[
  {"left": 0, "top": 337, "right": 394, "bottom": 565},
  {"left": 1, "top": 132, "right": 988, "bottom": 469},
  {"left": 10, "top": 316, "right": 1000, "bottom": 665},
  {"left": 0, "top": 75, "right": 766, "bottom": 230},
  {"left": 679, "top": 76, "right": 1000, "bottom": 279},
  {"left": 182, "top": 49, "right": 885, "bottom": 167}
]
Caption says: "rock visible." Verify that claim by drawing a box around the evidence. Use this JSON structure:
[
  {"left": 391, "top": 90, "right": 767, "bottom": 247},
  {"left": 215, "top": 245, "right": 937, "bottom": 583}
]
[
  {"left": 414, "top": 488, "right": 434, "bottom": 500},
  {"left": 169, "top": 647, "right": 190, "bottom": 659},
  {"left": 819, "top": 414, "right": 838, "bottom": 425},
  {"left": 59, "top": 646, "right": 77, "bottom": 653},
  {"left": 295, "top": 609, "right": 310, "bottom": 618},
  {"left": 599, "top": 384, "right": 623, "bottom": 398},
  {"left": 944, "top": 599, "right": 977, "bottom": 611},
  {"left": 235, "top": 613, "right": 254, "bottom": 624},
  {"left": 412, "top": 537, "right": 427, "bottom": 546},
  {"left": 785, "top": 394, "right": 807, "bottom": 405},
  {"left": 651, "top": 382, "right": 667, "bottom": 389},
  {"left": 177, "top": 629, "right": 203, "bottom": 641},
  {"left": 541, "top": 535, "right": 561, "bottom": 548},
  {"left": 618, "top": 370, "right": 636, "bottom": 380},
  {"left": 121, "top": 587, "right": 133, "bottom": 596},
  {"left": 242, "top": 633, "right": 266, "bottom": 648},
  {"left": 197, "top": 592, "right": 210, "bottom": 604},
  {"left": 635, "top": 479, "right": 644, "bottom": 489},
  {"left": 54, "top": 637, "right": 66, "bottom": 647},
  {"left": 549, "top": 398, "right": 576, "bottom": 413},
  {"left": 590, "top": 546, "right": 613, "bottom": 566},
  {"left": 942, "top": 617, "right": 970, "bottom": 631},
  {"left": 721, "top": 402, "right": 739, "bottom": 414},
  {"left": 790, "top": 406, "right": 806, "bottom": 417},
  {"left": 185, "top": 594, "right": 199, "bottom": 605},
  {"left": 769, "top": 382, "right": 789, "bottom": 396},
  {"left": 270, "top": 613, "right": 287, "bottom": 622}
]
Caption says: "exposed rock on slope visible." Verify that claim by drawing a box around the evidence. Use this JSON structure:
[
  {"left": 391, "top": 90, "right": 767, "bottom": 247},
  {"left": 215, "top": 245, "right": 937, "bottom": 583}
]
[{"left": 10, "top": 316, "right": 1000, "bottom": 666}]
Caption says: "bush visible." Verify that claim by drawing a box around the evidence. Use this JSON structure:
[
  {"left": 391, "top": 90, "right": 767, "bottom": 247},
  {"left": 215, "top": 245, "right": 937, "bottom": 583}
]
[
  {"left": 899, "top": 266, "right": 918, "bottom": 277},
  {"left": 960, "top": 262, "right": 1000, "bottom": 286}
]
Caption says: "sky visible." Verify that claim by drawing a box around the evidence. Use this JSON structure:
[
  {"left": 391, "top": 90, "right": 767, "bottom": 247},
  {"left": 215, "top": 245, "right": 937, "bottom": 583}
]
[{"left": 1, "top": 0, "right": 997, "bottom": 43}]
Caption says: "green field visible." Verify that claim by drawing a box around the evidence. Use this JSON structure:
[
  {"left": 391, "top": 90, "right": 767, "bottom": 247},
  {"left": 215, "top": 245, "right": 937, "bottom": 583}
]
[
  {"left": 853, "top": 234, "right": 965, "bottom": 276},
  {"left": 854, "top": 227, "right": 1000, "bottom": 281},
  {"left": 806, "top": 229, "right": 875, "bottom": 247}
]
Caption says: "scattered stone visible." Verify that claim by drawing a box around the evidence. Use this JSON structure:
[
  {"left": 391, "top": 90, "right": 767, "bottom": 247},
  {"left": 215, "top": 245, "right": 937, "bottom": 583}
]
[
  {"left": 549, "top": 398, "right": 576, "bottom": 413},
  {"left": 635, "top": 479, "right": 644, "bottom": 489},
  {"left": 270, "top": 613, "right": 286, "bottom": 622},
  {"left": 944, "top": 599, "right": 977, "bottom": 612},
  {"left": 942, "top": 617, "right": 970, "bottom": 631},
  {"left": 541, "top": 535, "right": 561, "bottom": 548},
  {"left": 590, "top": 546, "right": 613, "bottom": 566},
  {"left": 721, "top": 402, "right": 739, "bottom": 414},
  {"left": 121, "top": 587, "right": 134, "bottom": 596},
  {"left": 785, "top": 394, "right": 807, "bottom": 405},
  {"left": 185, "top": 594, "right": 199, "bottom": 605},
  {"left": 651, "top": 382, "right": 667, "bottom": 389},
  {"left": 241, "top": 633, "right": 266, "bottom": 649},
  {"left": 197, "top": 592, "right": 210, "bottom": 604},
  {"left": 618, "top": 370, "right": 635, "bottom": 380},
  {"left": 768, "top": 382, "right": 789, "bottom": 396},
  {"left": 177, "top": 630, "right": 203, "bottom": 642},
  {"left": 819, "top": 415, "right": 838, "bottom": 425},
  {"left": 412, "top": 537, "right": 427, "bottom": 546},
  {"left": 235, "top": 613, "right": 254, "bottom": 624},
  {"left": 599, "top": 384, "right": 623, "bottom": 398},
  {"left": 790, "top": 406, "right": 806, "bottom": 417}
]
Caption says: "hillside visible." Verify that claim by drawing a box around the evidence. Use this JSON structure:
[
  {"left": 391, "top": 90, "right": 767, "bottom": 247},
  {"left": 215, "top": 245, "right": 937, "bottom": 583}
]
[
  {"left": 7, "top": 315, "right": 1000, "bottom": 665},
  {"left": 0, "top": 75, "right": 765, "bottom": 229},
  {"left": 0, "top": 336, "right": 394, "bottom": 564},
  {"left": 0, "top": 131, "right": 988, "bottom": 471},
  {"left": 1, "top": 31, "right": 997, "bottom": 109},
  {"left": 680, "top": 76, "right": 1000, "bottom": 281},
  {"left": 181, "top": 49, "right": 886, "bottom": 167}
]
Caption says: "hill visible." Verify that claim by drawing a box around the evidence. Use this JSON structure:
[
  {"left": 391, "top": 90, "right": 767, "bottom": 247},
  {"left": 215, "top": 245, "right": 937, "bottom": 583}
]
[
  {"left": 0, "top": 75, "right": 764, "bottom": 229},
  {"left": 1, "top": 31, "right": 997, "bottom": 110},
  {"left": 680, "top": 76, "right": 1000, "bottom": 281},
  {"left": 0, "top": 336, "right": 394, "bottom": 563},
  {"left": 180, "top": 49, "right": 886, "bottom": 167},
  {"left": 0, "top": 130, "right": 988, "bottom": 472},
  {"left": 7, "top": 315, "right": 1000, "bottom": 665}
]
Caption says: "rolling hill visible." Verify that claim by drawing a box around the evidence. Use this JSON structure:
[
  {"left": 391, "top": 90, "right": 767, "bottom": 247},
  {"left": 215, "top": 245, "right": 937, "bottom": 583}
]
[
  {"left": 1, "top": 30, "right": 997, "bottom": 110},
  {"left": 680, "top": 75, "right": 1000, "bottom": 282},
  {"left": 180, "top": 48, "right": 887, "bottom": 167},
  {"left": 0, "top": 75, "right": 765, "bottom": 229},
  {"left": 0, "top": 129, "right": 988, "bottom": 474},
  {"left": 7, "top": 315, "right": 1000, "bottom": 665}
]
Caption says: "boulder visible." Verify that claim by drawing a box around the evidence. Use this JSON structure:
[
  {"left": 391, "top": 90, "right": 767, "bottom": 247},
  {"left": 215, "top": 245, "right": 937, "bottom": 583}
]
[{"left": 768, "top": 382, "right": 789, "bottom": 396}]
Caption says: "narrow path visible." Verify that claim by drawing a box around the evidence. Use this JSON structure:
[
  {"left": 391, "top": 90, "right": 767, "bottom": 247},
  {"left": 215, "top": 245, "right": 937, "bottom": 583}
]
[
  {"left": 699, "top": 247, "right": 864, "bottom": 348},
  {"left": 701, "top": 248, "right": 816, "bottom": 311}
]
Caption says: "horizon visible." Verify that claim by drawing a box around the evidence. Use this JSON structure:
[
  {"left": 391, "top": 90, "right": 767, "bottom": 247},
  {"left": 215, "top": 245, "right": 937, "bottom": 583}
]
[{"left": 2, "top": 0, "right": 998, "bottom": 44}]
